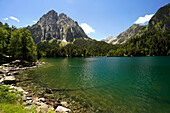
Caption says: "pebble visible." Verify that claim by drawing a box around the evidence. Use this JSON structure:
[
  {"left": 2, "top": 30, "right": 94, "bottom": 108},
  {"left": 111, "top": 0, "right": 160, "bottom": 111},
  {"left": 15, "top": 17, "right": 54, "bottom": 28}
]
[
  {"left": 22, "top": 95, "right": 27, "bottom": 101},
  {"left": 26, "top": 97, "right": 32, "bottom": 100},
  {"left": 39, "top": 97, "right": 46, "bottom": 102},
  {"left": 26, "top": 100, "right": 32, "bottom": 105}
]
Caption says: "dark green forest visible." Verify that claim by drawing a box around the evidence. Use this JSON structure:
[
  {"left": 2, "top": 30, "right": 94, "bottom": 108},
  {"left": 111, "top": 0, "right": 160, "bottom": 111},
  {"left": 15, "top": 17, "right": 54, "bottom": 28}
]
[
  {"left": 0, "top": 22, "right": 37, "bottom": 63},
  {"left": 37, "top": 38, "right": 116, "bottom": 58},
  {"left": 107, "top": 30, "right": 170, "bottom": 56}
]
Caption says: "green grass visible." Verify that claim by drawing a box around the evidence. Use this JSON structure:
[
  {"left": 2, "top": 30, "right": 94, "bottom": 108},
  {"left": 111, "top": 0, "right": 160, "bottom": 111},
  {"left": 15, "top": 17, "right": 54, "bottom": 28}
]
[
  {"left": 0, "top": 85, "right": 35, "bottom": 113},
  {"left": 0, "top": 103, "right": 35, "bottom": 113},
  {"left": 0, "top": 85, "right": 56, "bottom": 113}
]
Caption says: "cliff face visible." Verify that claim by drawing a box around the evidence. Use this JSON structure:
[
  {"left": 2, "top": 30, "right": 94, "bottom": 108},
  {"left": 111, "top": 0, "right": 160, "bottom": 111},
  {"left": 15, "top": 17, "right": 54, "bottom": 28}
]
[
  {"left": 148, "top": 3, "right": 170, "bottom": 33},
  {"left": 27, "top": 10, "right": 88, "bottom": 43}
]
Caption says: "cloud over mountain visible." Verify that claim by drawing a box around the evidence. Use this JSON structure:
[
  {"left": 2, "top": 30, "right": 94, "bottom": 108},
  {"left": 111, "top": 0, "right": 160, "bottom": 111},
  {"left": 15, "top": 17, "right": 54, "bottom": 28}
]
[
  {"left": 135, "top": 14, "right": 154, "bottom": 24},
  {"left": 80, "top": 23, "right": 95, "bottom": 34}
]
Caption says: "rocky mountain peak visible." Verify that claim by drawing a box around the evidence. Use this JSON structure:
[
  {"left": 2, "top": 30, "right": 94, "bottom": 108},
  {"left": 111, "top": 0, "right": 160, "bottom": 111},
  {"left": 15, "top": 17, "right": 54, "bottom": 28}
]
[
  {"left": 27, "top": 10, "right": 88, "bottom": 43},
  {"left": 59, "top": 13, "right": 67, "bottom": 19},
  {"left": 37, "top": 10, "right": 58, "bottom": 26},
  {"left": 47, "top": 10, "right": 57, "bottom": 15}
]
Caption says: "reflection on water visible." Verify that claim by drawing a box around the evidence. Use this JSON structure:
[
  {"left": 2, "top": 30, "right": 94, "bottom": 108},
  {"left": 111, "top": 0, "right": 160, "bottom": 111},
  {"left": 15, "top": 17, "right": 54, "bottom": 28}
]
[{"left": 25, "top": 57, "right": 170, "bottom": 113}]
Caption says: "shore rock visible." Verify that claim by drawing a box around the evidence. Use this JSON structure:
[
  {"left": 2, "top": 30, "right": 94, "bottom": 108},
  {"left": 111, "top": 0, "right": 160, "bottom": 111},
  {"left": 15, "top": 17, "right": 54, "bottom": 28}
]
[
  {"left": 61, "top": 101, "right": 69, "bottom": 107},
  {"left": 3, "top": 76, "right": 16, "bottom": 84},
  {"left": 26, "top": 97, "right": 32, "bottom": 100},
  {"left": 0, "top": 74, "right": 5, "bottom": 79},
  {"left": 39, "top": 98, "right": 46, "bottom": 102},
  {"left": 36, "top": 102, "right": 49, "bottom": 112},
  {"left": 0, "top": 78, "right": 4, "bottom": 83},
  {"left": 55, "top": 106, "right": 71, "bottom": 113},
  {"left": 0, "top": 69, "right": 6, "bottom": 74},
  {"left": 24, "top": 105, "right": 35, "bottom": 110},
  {"left": 22, "top": 94, "right": 27, "bottom": 101}
]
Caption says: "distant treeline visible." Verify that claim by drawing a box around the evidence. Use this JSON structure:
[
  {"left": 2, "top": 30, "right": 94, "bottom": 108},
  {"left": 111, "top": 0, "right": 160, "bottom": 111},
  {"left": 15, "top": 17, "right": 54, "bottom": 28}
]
[
  {"left": 37, "top": 38, "right": 116, "bottom": 58},
  {"left": 37, "top": 30, "right": 170, "bottom": 58},
  {"left": 1, "top": 21, "right": 170, "bottom": 64}
]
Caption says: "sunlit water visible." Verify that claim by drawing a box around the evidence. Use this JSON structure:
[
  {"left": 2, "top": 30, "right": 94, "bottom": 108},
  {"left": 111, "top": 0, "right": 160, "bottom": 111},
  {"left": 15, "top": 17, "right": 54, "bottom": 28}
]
[{"left": 25, "top": 57, "right": 170, "bottom": 112}]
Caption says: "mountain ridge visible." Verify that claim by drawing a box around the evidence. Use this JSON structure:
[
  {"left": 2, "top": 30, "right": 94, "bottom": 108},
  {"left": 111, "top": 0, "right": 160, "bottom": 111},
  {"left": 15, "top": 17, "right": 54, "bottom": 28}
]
[
  {"left": 148, "top": 3, "right": 170, "bottom": 33},
  {"left": 103, "top": 24, "right": 146, "bottom": 44}
]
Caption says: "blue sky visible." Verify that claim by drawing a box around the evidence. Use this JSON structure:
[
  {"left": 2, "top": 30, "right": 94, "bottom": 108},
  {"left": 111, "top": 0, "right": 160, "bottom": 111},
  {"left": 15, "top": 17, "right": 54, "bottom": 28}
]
[{"left": 0, "top": 0, "right": 169, "bottom": 40}]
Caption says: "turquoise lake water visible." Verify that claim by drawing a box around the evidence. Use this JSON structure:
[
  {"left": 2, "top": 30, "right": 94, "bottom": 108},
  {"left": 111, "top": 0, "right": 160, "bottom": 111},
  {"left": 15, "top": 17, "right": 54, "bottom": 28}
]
[{"left": 26, "top": 57, "right": 170, "bottom": 112}]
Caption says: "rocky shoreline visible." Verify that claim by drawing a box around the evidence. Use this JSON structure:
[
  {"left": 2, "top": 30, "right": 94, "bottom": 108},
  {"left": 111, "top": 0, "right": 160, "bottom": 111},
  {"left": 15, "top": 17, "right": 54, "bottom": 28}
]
[{"left": 0, "top": 60, "right": 97, "bottom": 113}]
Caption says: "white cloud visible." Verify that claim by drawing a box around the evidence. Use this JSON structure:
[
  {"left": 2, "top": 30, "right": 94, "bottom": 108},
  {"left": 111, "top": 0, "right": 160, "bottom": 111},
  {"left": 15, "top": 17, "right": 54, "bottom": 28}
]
[
  {"left": 135, "top": 14, "right": 154, "bottom": 24},
  {"left": 25, "top": 24, "right": 30, "bottom": 27},
  {"left": 3, "top": 18, "right": 8, "bottom": 20},
  {"left": 33, "top": 20, "right": 37, "bottom": 23},
  {"left": 80, "top": 23, "right": 95, "bottom": 34},
  {"left": 9, "top": 16, "right": 20, "bottom": 22}
]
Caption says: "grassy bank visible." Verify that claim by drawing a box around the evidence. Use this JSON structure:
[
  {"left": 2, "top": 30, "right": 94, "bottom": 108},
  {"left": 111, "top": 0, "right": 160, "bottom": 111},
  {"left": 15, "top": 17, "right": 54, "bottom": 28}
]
[{"left": 0, "top": 85, "right": 38, "bottom": 113}]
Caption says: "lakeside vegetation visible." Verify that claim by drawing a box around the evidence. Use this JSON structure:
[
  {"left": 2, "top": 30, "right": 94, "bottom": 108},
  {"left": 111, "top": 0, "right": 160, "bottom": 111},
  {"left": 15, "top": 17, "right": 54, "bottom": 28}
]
[
  {"left": 0, "top": 85, "right": 33, "bottom": 113},
  {"left": 0, "top": 22, "right": 37, "bottom": 64}
]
